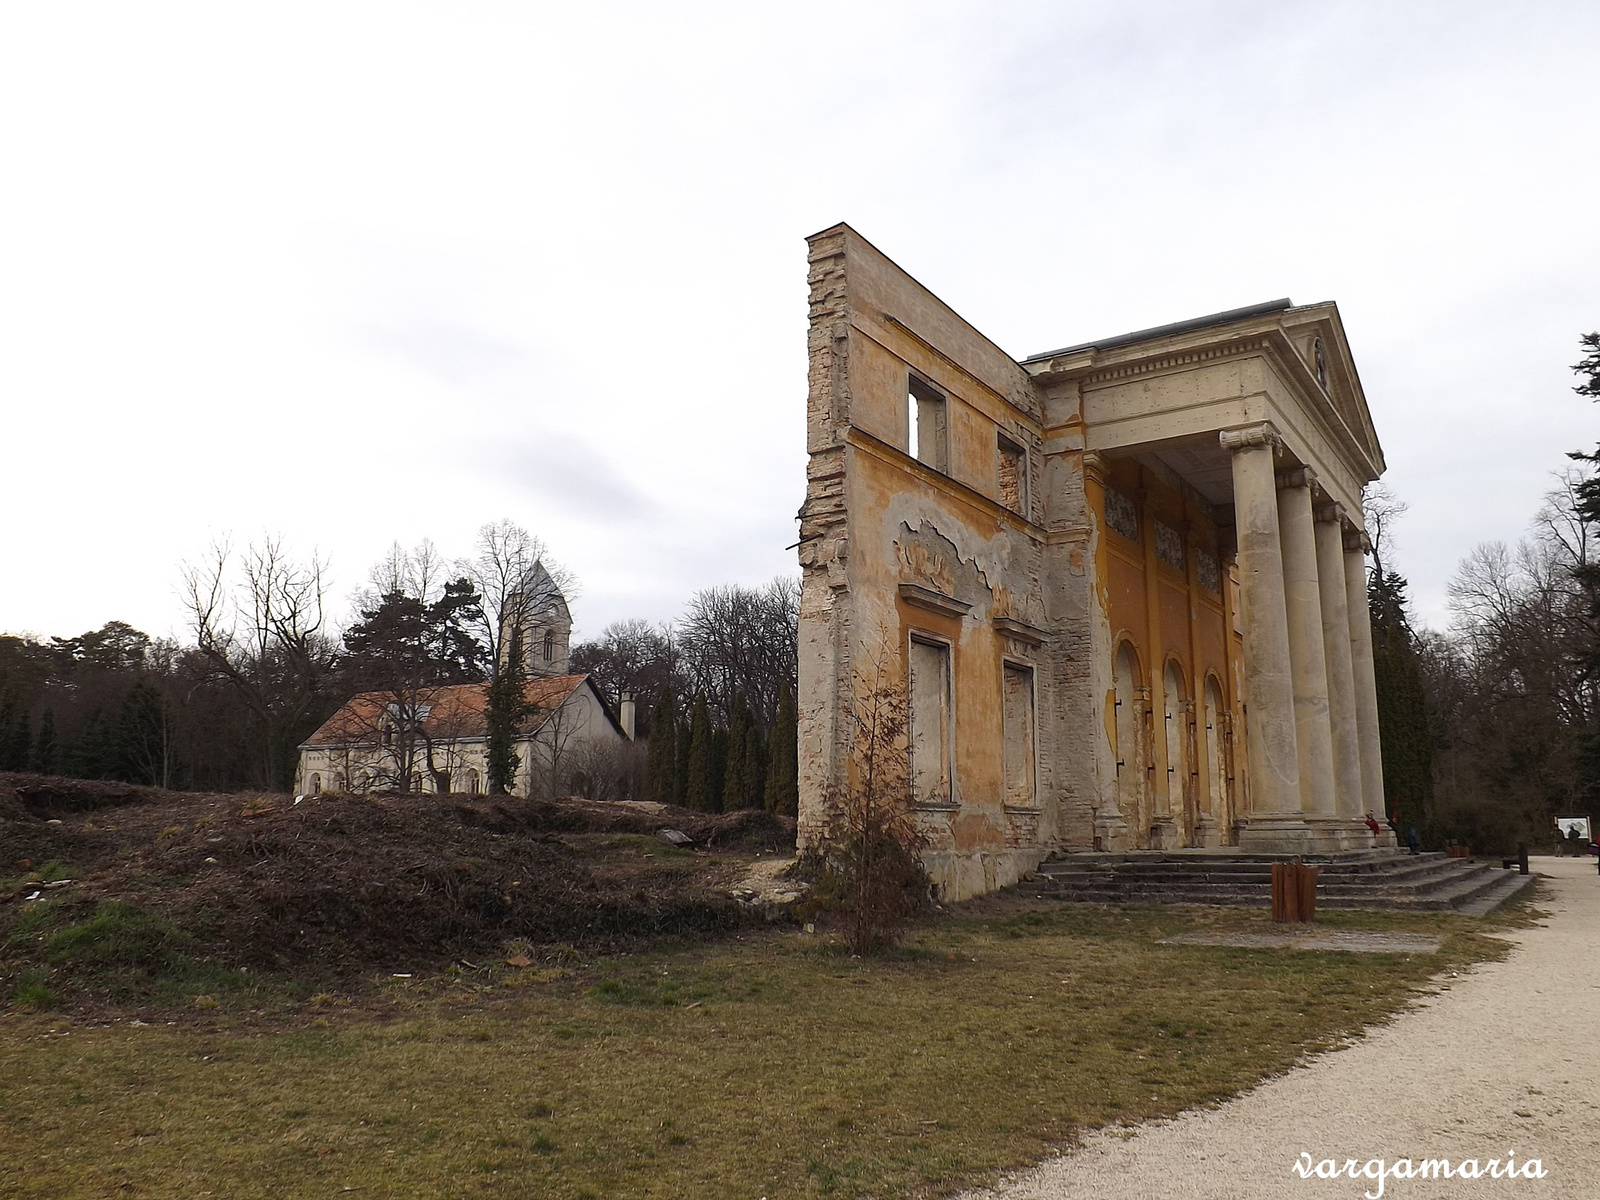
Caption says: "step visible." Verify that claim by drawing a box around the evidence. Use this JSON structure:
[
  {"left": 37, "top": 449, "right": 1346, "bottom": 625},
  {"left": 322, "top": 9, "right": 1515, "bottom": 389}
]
[{"left": 1019, "top": 854, "right": 1535, "bottom": 915}]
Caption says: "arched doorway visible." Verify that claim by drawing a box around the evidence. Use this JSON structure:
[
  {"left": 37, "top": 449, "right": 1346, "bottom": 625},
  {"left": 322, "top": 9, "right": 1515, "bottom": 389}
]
[
  {"left": 1113, "top": 642, "right": 1149, "bottom": 848},
  {"left": 1163, "top": 660, "right": 1194, "bottom": 846}
]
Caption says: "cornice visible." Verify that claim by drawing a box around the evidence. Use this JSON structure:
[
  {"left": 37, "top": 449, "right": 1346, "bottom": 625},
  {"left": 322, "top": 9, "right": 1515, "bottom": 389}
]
[{"left": 1074, "top": 336, "right": 1272, "bottom": 387}]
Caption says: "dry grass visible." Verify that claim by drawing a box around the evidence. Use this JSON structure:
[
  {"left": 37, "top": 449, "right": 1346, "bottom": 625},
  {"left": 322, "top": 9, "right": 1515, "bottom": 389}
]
[{"left": 0, "top": 896, "right": 1535, "bottom": 1200}]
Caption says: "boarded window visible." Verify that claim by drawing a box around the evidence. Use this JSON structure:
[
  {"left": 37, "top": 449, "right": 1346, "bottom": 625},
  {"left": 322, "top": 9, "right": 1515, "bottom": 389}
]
[
  {"left": 908, "top": 636, "right": 952, "bottom": 803},
  {"left": 1105, "top": 489, "right": 1139, "bottom": 541},
  {"left": 1002, "top": 663, "right": 1036, "bottom": 808},
  {"left": 997, "top": 434, "right": 1026, "bottom": 514},
  {"left": 908, "top": 375, "right": 948, "bottom": 472}
]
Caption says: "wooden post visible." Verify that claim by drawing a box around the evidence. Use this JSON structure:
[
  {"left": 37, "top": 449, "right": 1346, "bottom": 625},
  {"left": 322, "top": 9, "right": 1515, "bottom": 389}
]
[
  {"left": 1517, "top": 842, "right": 1529, "bottom": 876},
  {"left": 1271, "top": 862, "right": 1318, "bottom": 922}
]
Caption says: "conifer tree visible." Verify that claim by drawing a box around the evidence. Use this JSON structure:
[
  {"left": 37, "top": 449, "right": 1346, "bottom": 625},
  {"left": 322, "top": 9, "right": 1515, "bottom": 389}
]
[
  {"left": 0, "top": 695, "right": 27, "bottom": 771},
  {"left": 114, "top": 679, "right": 167, "bottom": 786},
  {"left": 709, "top": 726, "right": 729, "bottom": 813},
  {"left": 1370, "top": 570, "right": 1433, "bottom": 835},
  {"left": 71, "top": 708, "right": 112, "bottom": 780},
  {"left": 486, "top": 630, "right": 529, "bottom": 795},
  {"left": 31, "top": 709, "right": 56, "bottom": 776},
  {"left": 723, "top": 693, "right": 752, "bottom": 810},
  {"left": 764, "top": 687, "right": 799, "bottom": 817},
  {"left": 741, "top": 723, "right": 766, "bottom": 812},
  {"left": 684, "top": 693, "right": 715, "bottom": 811},
  {"left": 673, "top": 708, "right": 692, "bottom": 804},
  {"left": 644, "top": 692, "right": 677, "bottom": 802}
]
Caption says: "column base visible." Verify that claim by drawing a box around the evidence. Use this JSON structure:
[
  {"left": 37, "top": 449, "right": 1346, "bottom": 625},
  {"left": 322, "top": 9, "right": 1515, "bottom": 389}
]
[
  {"left": 1194, "top": 815, "right": 1223, "bottom": 848},
  {"left": 1305, "top": 815, "right": 1370, "bottom": 853},
  {"left": 1237, "top": 813, "right": 1316, "bottom": 854},
  {"left": 1148, "top": 816, "right": 1182, "bottom": 850},
  {"left": 1095, "top": 814, "right": 1131, "bottom": 852}
]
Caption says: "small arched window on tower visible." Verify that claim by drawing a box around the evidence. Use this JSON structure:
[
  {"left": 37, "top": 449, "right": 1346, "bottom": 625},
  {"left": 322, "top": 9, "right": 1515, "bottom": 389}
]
[
  {"left": 1312, "top": 338, "right": 1328, "bottom": 389},
  {"left": 544, "top": 630, "right": 555, "bottom": 662}
]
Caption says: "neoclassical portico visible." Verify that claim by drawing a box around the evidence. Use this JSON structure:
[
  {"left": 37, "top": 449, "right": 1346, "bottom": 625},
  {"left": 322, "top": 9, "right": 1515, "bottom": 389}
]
[
  {"left": 797, "top": 225, "right": 1392, "bottom": 898},
  {"left": 1220, "top": 425, "right": 1387, "bottom": 851}
]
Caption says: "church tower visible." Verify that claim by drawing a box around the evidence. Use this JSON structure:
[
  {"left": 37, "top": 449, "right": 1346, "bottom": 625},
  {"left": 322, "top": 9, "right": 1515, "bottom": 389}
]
[{"left": 516, "top": 561, "right": 572, "bottom": 677}]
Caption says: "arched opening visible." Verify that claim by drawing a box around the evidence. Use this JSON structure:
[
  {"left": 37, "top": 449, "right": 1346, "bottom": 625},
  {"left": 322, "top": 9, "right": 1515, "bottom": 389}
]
[
  {"left": 544, "top": 630, "right": 555, "bottom": 662},
  {"left": 1113, "top": 641, "right": 1148, "bottom": 848},
  {"left": 466, "top": 768, "right": 481, "bottom": 796},
  {"left": 308, "top": 772, "right": 321, "bottom": 795},
  {"left": 1203, "top": 675, "right": 1227, "bottom": 842},
  {"left": 1163, "top": 660, "right": 1193, "bottom": 845}
]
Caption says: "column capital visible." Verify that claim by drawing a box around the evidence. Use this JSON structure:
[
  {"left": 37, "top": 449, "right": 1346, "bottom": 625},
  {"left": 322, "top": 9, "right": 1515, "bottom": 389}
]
[
  {"left": 1343, "top": 528, "right": 1372, "bottom": 554},
  {"left": 1276, "top": 465, "right": 1317, "bottom": 491},
  {"left": 1314, "top": 501, "right": 1344, "bottom": 525},
  {"left": 1081, "top": 450, "right": 1109, "bottom": 484},
  {"left": 1219, "top": 422, "right": 1283, "bottom": 455}
]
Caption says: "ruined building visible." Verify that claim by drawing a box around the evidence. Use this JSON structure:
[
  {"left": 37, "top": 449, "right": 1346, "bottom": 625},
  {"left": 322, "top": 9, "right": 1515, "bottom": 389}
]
[{"left": 796, "top": 225, "right": 1390, "bottom": 900}]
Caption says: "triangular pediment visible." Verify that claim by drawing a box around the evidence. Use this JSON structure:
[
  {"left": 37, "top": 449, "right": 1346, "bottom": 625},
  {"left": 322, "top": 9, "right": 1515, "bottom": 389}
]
[{"left": 1278, "top": 303, "right": 1385, "bottom": 477}]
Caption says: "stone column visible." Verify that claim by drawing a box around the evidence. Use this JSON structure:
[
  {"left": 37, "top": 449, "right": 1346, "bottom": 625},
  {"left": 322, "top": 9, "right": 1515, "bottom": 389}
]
[
  {"left": 1277, "top": 469, "right": 1339, "bottom": 845},
  {"left": 1314, "top": 504, "right": 1364, "bottom": 829},
  {"left": 1219, "top": 425, "right": 1307, "bottom": 850},
  {"left": 1344, "top": 529, "right": 1389, "bottom": 838},
  {"left": 1080, "top": 452, "right": 1129, "bottom": 850}
]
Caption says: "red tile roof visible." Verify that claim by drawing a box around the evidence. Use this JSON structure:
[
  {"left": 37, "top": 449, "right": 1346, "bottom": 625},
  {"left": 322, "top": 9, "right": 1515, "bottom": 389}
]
[{"left": 302, "top": 675, "right": 591, "bottom": 747}]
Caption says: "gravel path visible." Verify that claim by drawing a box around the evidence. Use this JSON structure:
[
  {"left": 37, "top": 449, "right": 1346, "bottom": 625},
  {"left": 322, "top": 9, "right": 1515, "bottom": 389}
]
[{"left": 961, "top": 858, "right": 1598, "bottom": 1200}]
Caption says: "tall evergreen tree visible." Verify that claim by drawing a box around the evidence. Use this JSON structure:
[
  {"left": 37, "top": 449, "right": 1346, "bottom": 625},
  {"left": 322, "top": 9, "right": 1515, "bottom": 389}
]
[
  {"left": 709, "top": 726, "right": 730, "bottom": 813},
  {"left": 644, "top": 692, "right": 677, "bottom": 802},
  {"left": 1370, "top": 570, "right": 1433, "bottom": 835},
  {"left": 723, "top": 693, "right": 752, "bottom": 810},
  {"left": 684, "top": 693, "right": 715, "bottom": 812},
  {"left": 764, "top": 687, "right": 799, "bottom": 817},
  {"left": 673, "top": 706, "right": 692, "bottom": 804},
  {"left": 1565, "top": 333, "right": 1600, "bottom": 807},
  {"left": 70, "top": 708, "right": 114, "bottom": 780},
  {"left": 31, "top": 709, "right": 56, "bottom": 775},
  {"left": 114, "top": 678, "right": 168, "bottom": 786},
  {"left": 0, "top": 695, "right": 27, "bottom": 771},
  {"left": 741, "top": 722, "right": 766, "bottom": 812},
  {"left": 486, "top": 630, "right": 529, "bottom": 795}
]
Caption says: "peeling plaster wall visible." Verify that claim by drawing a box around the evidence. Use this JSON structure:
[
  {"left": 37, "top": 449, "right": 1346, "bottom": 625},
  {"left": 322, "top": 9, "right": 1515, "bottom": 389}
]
[{"left": 796, "top": 225, "right": 1092, "bottom": 900}]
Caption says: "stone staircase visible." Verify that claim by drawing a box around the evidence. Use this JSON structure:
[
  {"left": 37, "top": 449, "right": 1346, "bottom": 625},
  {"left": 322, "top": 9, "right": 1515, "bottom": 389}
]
[{"left": 1019, "top": 849, "right": 1538, "bottom": 914}]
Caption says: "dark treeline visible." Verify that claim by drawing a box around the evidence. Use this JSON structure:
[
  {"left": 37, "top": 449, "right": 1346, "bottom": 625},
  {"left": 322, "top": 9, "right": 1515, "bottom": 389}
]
[
  {"left": 1378, "top": 334, "right": 1600, "bottom": 854},
  {"left": 0, "top": 518, "right": 802, "bottom": 810},
  {"left": 571, "top": 577, "right": 800, "bottom": 816}
]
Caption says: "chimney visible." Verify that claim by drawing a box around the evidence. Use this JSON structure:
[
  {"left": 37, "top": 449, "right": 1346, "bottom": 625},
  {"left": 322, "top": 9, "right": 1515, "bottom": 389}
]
[{"left": 620, "top": 691, "right": 636, "bottom": 741}]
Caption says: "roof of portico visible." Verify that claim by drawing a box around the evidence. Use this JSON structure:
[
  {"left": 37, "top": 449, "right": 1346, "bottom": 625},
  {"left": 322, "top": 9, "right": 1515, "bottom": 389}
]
[
  {"left": 1020, "top": 298, "right": 1293, "bottom": 362},
  {"left": 1022, "top": 297, "right": 1386, "bottom": 521}
]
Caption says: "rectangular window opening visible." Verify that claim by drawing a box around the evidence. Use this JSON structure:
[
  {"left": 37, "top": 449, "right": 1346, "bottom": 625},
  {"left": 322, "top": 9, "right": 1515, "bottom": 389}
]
[
  {"left": 1002, "top": 662, "right": 1037, "bottom": 808},
  {"left": 908, "top": 375, "right": 948, "bottom": 472},
  {"left": 908, "top": 635, "right": 953, "bottom": 804},
  {"left": 997, "top": 433, "right": 1027, "bottom": 515}
]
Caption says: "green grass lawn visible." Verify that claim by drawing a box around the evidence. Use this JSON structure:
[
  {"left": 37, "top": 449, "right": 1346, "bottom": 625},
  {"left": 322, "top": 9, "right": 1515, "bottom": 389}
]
[{"left": 0, "top": 897, "right": 1534, "bottom": 1200}]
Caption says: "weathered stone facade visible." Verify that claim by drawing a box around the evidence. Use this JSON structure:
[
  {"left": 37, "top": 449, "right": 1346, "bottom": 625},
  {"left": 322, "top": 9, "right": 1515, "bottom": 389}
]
[{"left": 796, "top": 224, "right": 1389, "bottom": 900}]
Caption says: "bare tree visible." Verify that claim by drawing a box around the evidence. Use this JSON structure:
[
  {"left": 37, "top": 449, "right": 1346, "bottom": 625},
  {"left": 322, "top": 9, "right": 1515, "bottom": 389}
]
[
  {"left": 180, "top": 536, "right": 338, "bottom": 789},
  {"left": 461, "top": 520, "right": 575, "bottom": 676},
  {"left": 1362, "top": 481, "right": 1409, "bottom": 582},
  {"left": 677, "top": 576, "right": 799, "bottom": 729},
  {"left": 816, "top": 632, "right": 928, "bottom": 955},
  {"left": 459, "top": 520, "right": 576, "bottom": 793}
]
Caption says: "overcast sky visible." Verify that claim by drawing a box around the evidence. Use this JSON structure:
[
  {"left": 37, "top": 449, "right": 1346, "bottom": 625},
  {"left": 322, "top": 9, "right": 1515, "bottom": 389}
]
[{"left": 3, "top": 0, "right": 1596, "bottom": 645}]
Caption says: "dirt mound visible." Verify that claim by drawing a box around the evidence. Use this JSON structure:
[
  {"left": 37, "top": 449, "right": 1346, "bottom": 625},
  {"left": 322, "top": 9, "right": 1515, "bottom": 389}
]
[{"left": 1, "top": 774, "right": 796, "bottom": 995}]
